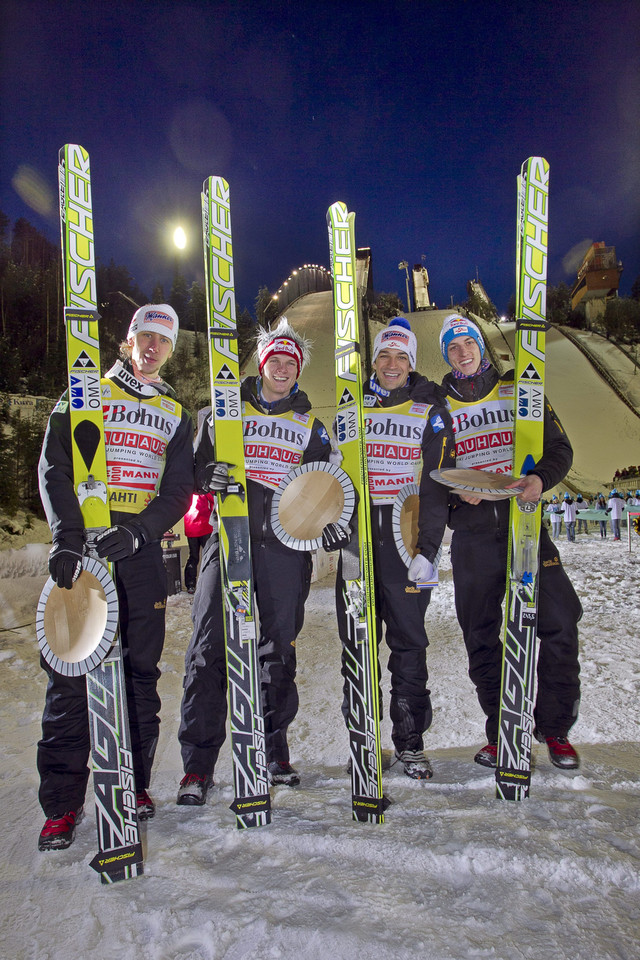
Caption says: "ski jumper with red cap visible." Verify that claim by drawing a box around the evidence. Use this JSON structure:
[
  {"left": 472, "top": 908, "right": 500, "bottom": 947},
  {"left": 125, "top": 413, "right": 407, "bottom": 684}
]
[{"left": 178, "top": 320, "right": 331, "bottom": 780}]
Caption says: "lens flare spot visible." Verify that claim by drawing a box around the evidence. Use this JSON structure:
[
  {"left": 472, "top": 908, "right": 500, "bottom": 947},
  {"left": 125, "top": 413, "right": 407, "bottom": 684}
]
[{"left": 12, "top": 165, "right": 54, "bottom": 216}]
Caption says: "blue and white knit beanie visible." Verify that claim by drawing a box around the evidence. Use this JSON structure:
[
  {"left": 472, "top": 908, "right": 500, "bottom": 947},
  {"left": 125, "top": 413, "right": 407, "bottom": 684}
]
[
  {"left": 439, "top": 314, "right": 485, "bottom": 364},
  {"left": 372, "top": 317, "right": 417, "bottom": 369}
]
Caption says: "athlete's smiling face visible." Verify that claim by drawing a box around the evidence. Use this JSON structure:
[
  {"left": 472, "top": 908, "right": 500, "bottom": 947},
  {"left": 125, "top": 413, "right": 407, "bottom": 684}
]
[
  {"left": 447, "top": 335, "right": 482, "bottom": 376},
  {"left": 372, "top": 348, "right": 412, "bottom": 391},
  {"left": 260, "top": 353, "right": 299, "bottom": 402}
]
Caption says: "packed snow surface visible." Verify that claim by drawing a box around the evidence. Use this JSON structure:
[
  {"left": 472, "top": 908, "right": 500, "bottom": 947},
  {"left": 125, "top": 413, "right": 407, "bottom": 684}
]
[{"left": 0, "top": 533, "right": 638, "bottom": 960}]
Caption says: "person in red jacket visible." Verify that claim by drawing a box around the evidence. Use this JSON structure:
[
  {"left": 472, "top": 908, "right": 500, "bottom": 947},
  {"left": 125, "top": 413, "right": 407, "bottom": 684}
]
[{"left": 183, "top": 493, "right": 215, "bottom": 593}]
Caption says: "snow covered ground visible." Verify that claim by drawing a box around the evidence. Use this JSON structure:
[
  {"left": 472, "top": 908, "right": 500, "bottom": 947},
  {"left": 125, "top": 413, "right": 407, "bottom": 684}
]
[{"left": 1, "top": 530, "right": 639, "bottom": 960}]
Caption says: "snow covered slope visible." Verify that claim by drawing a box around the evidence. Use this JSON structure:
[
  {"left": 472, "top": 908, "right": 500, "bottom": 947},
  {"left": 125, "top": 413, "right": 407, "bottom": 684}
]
[{"left": 284, "top": 291, "right": 640, "bottom": 494}]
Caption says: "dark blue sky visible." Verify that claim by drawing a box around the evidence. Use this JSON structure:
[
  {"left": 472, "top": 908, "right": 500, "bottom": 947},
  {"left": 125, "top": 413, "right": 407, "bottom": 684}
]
[{"left": 2, "top": 0, "right": 639, "bottom": 315}]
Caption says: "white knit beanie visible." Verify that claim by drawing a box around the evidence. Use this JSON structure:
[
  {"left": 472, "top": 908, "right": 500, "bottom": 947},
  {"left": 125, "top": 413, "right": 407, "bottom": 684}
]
[{"left": 127, "top": 304, "right": 179, "bottom": 350}]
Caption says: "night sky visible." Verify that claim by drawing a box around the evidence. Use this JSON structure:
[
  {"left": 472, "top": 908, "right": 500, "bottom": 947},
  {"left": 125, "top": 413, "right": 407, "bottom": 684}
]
[{"left": 2, "top": 0, "right": 638, "bottom": 315}]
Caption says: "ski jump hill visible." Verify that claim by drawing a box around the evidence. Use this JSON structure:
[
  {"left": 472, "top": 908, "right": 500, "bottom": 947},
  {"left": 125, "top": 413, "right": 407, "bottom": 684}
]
[{"left": 274, "top": 290, "right": 640, "bottom": 497}]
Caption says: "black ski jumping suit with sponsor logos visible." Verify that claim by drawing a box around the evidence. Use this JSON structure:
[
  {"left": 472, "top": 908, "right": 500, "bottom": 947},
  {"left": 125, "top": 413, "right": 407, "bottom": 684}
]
[
  {"left": 178, "top": 378, "right": 330, "bottom": 773},
  {"left": 37, "top": 359, "right": 194, "bottom": 815},
  {"left": 442, "top": 364, "right": 582, "bottom": 742},
  {"left": 336, "top": 372, "right": 455, "bottom": 754}
]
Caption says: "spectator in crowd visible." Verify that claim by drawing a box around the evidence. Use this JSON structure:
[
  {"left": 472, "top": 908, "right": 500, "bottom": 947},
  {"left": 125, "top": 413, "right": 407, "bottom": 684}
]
[
  {"left": 576, "top": 494, "right": 590, "bottom": 535},
  {"left": 595, "top": 493, "right": 608, "bottom": 539},
  {"left": 607, "top": 489, "right": 625, "bottom": 541},
  {"left": 562, "top": 492, "right": 577, "bottom": 542},
  {"left": 548, "top": 496, "right": 563, "bottom": 540}
]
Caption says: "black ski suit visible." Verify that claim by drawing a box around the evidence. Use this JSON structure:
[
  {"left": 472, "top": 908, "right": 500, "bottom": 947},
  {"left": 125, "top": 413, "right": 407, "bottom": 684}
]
[
  {"left": 336, "top": 372, "right": 456, "bottom": 753},
  {"left": 37, "top": 360, "right": 194, "bottom": 816},
  {"left": 442, "top": 365, "right": 582, "bottom": 742},
  {"left": 178, "top": 379, "right": 330, "bottom": 773}
]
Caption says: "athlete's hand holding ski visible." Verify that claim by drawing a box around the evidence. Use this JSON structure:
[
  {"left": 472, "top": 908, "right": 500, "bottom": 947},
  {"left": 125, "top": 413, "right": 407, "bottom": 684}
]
[
  {"left": 202, "top": 461, "right": 232, "bottom": 493},
  {"left": 460, "top": 474, "right": 543, "bottom": 507},
  {"left": 96, "top": 522, "right": 146, "bottom": 561},
  {"left": 504, "top": 474, "right": 544, "bottom": 503}
]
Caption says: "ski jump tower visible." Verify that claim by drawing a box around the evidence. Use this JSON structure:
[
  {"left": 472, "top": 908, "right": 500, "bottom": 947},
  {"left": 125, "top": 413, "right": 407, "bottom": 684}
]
[
  {"left": 570, "top": 241, "right": 623, "bottom": 323},
  {"left": 412, "top": 259, "right": 433, "bottom": 310}
]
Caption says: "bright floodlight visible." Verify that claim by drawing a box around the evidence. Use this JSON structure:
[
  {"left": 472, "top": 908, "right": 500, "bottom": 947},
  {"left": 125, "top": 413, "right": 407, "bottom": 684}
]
[{"left": 173, "top": 226, "right": 187, "bottom": 250}]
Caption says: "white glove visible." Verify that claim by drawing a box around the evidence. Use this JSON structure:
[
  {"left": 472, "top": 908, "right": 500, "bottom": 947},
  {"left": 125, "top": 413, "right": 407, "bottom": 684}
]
[
  {"left": 329, "top": 446, "right": 343, "bottom": 466},
  {"left": 408, "top": 554, "right": 434, "bottom": 583}
]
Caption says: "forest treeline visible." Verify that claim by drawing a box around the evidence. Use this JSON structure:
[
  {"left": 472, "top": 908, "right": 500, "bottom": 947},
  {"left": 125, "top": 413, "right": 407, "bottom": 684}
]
[{"left": 0, "top": 212, "right": 240, "bottom": 516}]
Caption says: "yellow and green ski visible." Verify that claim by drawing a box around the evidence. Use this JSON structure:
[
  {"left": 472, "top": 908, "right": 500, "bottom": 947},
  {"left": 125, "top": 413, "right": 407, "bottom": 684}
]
[
  {"left": 327, "top": 201, "right": 386, "bottom": 822},
  {"left": 496, "top": 157, "right": 550, "bottom": 801},
  {"left": 202, "top": 176, "right": 270, "bottom": 828},
  {"left": 38, "top": 144, "right": 143, "bottom": 880}
]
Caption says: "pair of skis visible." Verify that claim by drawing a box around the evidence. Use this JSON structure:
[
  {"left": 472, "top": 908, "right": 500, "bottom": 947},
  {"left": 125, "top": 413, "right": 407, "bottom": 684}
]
[
  {"left": 201, "top": 178, "right": 271, "bottom": 828},
  {"left": 327, "top": 203, "right": 386, "bottom": 823},
  {"left": 496, "top": 157, "right": 550, "bottom": 800},
  {"left": 44, "top": 145, "right": 144, "bottom": 882}
]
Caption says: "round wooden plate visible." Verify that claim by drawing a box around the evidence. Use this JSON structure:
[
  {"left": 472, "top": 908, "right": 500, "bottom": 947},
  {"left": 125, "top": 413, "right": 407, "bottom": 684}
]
[
  {"left": 391, "top": 483, "right": 420, "bottom": 567},
  {"left": 36, "top": 555, "right": 119, "bottom": 676},
  {"left": 391, "top": 483, "right": 442, "bottom": 575},
  {"left": 271, "top": 462, "right": 356, "bottom": 551},
  {"left": 430, "top": 467, "right": 520, "bottom": 501}
]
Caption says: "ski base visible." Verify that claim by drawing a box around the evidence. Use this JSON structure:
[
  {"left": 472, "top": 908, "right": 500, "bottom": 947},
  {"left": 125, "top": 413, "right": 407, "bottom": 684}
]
[
  {"left": 87, "top": 654, "right": 145, "bottom": 882},
  {"left": 496, "top": 156, "right": 549, "bottom": 801},
  {"left": 328, "top": 202, "right": 385, "bottom": 823},
  {"left": 56, "top": 144, "right": 144, "bottom": 877},
  {"left": 203, "top": 176, "right": 271, "bottom": 829}
]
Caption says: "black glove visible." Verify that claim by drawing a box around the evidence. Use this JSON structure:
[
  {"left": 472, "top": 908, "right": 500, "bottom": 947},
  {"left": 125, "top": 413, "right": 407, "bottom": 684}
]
[
  {"left": 49, "top": 536, "right": 84, "bottom": 590},
  {"left": 95, "top": 523, "right": 146, "bottom": 562},
  {"left": 322, "top": 522, "right": 351, "bottom": 553},
  {"left": 202, "top": 461, "right": 230, "bottom": 493}
]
